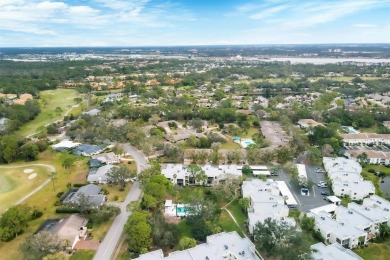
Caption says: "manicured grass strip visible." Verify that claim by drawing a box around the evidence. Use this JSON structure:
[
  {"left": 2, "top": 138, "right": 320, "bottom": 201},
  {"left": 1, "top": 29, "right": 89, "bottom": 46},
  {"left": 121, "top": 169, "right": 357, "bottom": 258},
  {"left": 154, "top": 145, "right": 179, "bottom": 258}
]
[
  {"left": 70, "top": 250, "right": 95, "bottom": 260},
  {"left": 17, "top": 89, "right": 81, "bottom": 137}
]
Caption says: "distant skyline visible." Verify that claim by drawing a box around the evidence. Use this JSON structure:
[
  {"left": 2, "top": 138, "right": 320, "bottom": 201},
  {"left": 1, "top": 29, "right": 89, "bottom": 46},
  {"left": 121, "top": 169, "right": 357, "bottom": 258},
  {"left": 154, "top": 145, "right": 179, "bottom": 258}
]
[{"left": 1, "top": 0, "right": 389, "bottom": 47}]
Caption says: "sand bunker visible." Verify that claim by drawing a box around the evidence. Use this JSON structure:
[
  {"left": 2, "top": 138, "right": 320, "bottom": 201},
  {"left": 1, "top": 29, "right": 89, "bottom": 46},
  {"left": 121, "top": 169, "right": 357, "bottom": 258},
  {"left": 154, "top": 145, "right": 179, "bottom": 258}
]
[
  {"left": 23, "top": 169, "right": 34, "bottom": 173},
  {"left": 28, "top": 173, "right": 37, "bottom": 180}
]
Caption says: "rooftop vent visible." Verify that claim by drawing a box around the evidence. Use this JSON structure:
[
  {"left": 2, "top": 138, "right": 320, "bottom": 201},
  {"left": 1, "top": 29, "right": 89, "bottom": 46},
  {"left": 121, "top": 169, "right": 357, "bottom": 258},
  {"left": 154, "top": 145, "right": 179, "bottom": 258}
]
[
  {"left": 348, "top": 211, "right": 353, "bottom": 214},
  {"left": 224, "top": 245, "right": 228, "bottom": 249}
]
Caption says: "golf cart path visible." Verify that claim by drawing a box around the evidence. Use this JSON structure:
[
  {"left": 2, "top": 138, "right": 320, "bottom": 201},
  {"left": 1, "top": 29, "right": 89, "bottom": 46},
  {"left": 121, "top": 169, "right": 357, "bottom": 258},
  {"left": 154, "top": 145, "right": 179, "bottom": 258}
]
[{"left": 0, "top": 164, "right": 56, "bottom": 206}]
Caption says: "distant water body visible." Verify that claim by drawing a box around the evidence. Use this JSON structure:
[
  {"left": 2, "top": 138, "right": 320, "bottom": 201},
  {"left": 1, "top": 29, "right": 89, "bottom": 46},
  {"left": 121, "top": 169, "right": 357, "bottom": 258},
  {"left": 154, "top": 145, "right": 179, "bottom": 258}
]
[{"left": 260, "top": 57, "right": 390, "bottom": 64}]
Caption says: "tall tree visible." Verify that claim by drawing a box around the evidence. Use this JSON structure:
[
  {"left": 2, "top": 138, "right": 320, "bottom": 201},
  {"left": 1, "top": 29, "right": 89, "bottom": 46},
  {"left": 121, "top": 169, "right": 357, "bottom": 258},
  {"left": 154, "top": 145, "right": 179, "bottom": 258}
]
[
  {"left": 107, "top": 165, "right": 135, "bottom": 191},
  {"left": 124, "top": 211, "right": 152, "bottom": 254},
  {"left": 0, "top": 204, "right": 32, "bottom": 241},
  {"left": 20, "top": 231, "right": 62, "bottom": 260}
]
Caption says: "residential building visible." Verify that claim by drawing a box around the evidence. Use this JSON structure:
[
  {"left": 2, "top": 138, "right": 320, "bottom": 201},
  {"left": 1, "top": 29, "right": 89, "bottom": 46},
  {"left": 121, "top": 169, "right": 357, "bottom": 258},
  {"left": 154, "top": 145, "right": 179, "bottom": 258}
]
[
  {"left": 72, "top": 144, "right": 106, "bottom": 156},
  {"left": 50, "top": 215, "right": 88, "bottom": 249},
  {"left": 308, "top": 211, "right": 367, "bottom": 249},
  {"left": 161, "top": 164, "right": 242, "bottom": 186},
  {"left": 87, "top": 165, "right": 117, "bottom": 184},
  {"left": 345, "top": 150, "right": 390, "bottom": 166},
  {"left": 348, "top": 202, "right": 390, "bottom": 227},
  {"left": 91, "top": 152, "right": 120, "bottom": 165},
  {"left": 310, "top": 243, "right": 363, "bottom": 260},
  {"left": 323, "top": 157, "right": 375, "bottom": 200},
  {"left": 242, "top": 179, "right": 296, "bottom": 234},
  {"left": 340, "top": 133, "right": 390, "bottom": 146},
  {"left": 135, "top": 231, "right": 260, "bottom": 260},
  {"left": 83, "top": 108, "right": 101, "bottom": 116},
  {"left": 297, "top": 119, "right": 324, "bottom": 129},
  {"left": 64, "top": 184, "right": 106, "bottom": 207},
  {"left": 52, "top": 140, "right": 81, "bottom": 152},
  {"left": 335, "top": 206, "right": 377, "bottom": 236}
]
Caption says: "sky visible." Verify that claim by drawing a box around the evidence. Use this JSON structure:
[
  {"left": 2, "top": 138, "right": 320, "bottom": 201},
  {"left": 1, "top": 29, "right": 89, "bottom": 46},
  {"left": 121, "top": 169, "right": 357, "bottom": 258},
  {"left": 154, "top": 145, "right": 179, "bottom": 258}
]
[{"left": 0, "top": 0, "right": 389, "bottom": 47}]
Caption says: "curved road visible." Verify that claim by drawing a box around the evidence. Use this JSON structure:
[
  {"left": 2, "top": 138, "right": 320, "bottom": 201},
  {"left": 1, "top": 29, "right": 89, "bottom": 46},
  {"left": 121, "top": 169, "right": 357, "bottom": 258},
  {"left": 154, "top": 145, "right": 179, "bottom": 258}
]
[
  {"left": 0, "top": 164, "right": 56, "bottom": 207},
  {"left": 94, "top": 144, "right": 148, "bottom": 260}
]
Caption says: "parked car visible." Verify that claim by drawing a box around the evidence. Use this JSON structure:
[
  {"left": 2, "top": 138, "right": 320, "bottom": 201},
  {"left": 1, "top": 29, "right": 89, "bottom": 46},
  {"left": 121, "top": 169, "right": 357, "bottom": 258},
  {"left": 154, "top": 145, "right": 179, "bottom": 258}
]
[{"left": 321, "top": 191, "right": 329, "bottom": 196}]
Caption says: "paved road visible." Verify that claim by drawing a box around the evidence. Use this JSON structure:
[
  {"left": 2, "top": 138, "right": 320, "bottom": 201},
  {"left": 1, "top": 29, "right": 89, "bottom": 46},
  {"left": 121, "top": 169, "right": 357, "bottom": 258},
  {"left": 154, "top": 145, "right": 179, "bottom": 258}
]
[
  {"left": 120, "top": 143, "right": 149, "bottom": 174},
  {"left": 93, "top": 181, "right": 142, "bottom": 260},
  {"left": 328, "top": 97, "right": 340, "bottom": 111},
  {"left": 0, "top": 164, "right": 56, "bottom": 208}
]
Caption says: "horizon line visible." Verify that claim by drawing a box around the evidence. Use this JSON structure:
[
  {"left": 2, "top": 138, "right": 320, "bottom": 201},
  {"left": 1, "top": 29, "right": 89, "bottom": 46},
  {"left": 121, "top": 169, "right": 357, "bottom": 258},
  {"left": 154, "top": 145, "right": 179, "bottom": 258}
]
[{"left": 1, "top": 43, "right": 390, "bottom": 49}]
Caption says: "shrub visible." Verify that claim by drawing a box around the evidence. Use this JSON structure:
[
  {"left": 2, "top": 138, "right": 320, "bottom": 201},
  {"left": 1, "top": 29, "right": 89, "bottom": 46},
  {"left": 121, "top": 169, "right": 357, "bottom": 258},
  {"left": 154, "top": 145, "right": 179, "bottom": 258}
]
[
  {"left": 31, "top": 209, "right": 43, "bottom": 220},
  {"left": 73, "top": 183, "right": 88, "bottom": 187},
  {"left": 368, "top": 169, "right": 375, "bottom": 173},
  {"left": 54, "top": 200, "right": 61, "bottom": 207},
  {"left": 56, "top": 191, "right": 64, "bottom": 198},
  {"left": 113, "top": 196, "right": 119, "bottom": 201},
  {"left": 55, "top": 208, "right": 80, "bottom": 214}
]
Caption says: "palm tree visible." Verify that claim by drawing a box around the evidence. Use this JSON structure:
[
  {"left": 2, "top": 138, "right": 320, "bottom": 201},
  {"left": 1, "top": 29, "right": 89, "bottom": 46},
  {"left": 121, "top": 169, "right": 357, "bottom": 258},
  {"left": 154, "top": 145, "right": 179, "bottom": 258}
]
[{"left": 49, "top": 172, "right": 57, "bottom": 192}]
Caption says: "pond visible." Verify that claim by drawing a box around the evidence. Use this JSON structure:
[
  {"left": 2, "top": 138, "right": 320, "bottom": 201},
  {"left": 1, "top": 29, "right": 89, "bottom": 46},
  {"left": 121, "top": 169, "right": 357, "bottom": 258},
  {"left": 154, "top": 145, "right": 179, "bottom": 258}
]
[{"left": 380, "top": 176, "right": 390, "bottom": 196}]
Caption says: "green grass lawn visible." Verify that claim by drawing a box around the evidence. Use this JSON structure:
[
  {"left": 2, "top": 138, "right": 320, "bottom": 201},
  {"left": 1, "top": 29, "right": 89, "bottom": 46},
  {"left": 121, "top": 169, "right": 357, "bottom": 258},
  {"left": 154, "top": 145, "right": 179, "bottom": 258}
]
[
  {"left": 17, "top": 89, "right": 82, "bottom": 137},
  {"left": 218, "top": 210, "right": 244, "bottom": 237},
  {"left": 70, "top": 250, "right": 95, "bottom": 260},
  {"left": 0, "top": 165, "right": 51, "bottom": 212},
  {"left": 103, "top": 183, "right": 132, "bottom": 202},
  {"left": 354, "top": 241, "right": 390, "bottom": 260},
  {"left": 226, "top": 199, "right": 248, "bottom": 231},
  {"left": 242, "top": 127, "right": 259, "bottom": 138},
  {"left": 177, "top": 219, "right": 194, "bottom": 239},
  {"left": 364, "top": 165, "right": 390, "bottom": 175}
]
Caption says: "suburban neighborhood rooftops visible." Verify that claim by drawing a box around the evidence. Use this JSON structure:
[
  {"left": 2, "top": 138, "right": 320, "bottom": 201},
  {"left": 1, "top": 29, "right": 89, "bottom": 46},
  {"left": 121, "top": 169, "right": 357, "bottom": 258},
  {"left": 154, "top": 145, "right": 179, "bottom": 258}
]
[
  {"left": 52, "top": 140, "right": 81, "bottom": 150},
  {"left": 87, "top": 165, "right": 117, "bottom": 183},
  {"left": 65, "top": 184, "right": 105, "bottom": 206},
  {"left": 51, "top": 215, "right": 88, "bottom": 247},
  {"left": 83, "top": 108, "right": 101, "bottom": 116},
  {"left": 91, "top": 152, "right": 120, "bottom": 164},
  {"left": 72, "top": 144, "right": 105, "bottom": 156},
  {"left": 348, "top": 202, "right": 390, "bottom": 223},
  {"left": 309, "top": 204, "right": 338, "bottom": 215},
  {"left": 335, "top": 206, "right": 374, "bottom": 231},
  {"left": 135, "top": 231, "right": 259, "bottom": 260},
  {"left": 311, "top": 211, "right": 367, "bottom": 239},
  {"left": 311, "top": 243, "right": 363, "bottom": 260}
]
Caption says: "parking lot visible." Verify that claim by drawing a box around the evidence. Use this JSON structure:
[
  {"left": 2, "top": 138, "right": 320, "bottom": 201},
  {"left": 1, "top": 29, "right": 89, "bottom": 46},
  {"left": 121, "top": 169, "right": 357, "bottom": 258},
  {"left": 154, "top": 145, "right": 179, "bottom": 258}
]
[{"left": 274, "top": 166, "right": 332, "bottom": 212}]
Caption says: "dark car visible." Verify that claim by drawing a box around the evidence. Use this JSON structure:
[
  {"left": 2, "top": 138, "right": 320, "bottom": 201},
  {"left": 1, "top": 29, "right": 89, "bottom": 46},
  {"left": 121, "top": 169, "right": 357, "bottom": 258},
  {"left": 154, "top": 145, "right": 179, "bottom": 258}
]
[{"left": 321, "top": 191, "right": 329, "bottom": 196}]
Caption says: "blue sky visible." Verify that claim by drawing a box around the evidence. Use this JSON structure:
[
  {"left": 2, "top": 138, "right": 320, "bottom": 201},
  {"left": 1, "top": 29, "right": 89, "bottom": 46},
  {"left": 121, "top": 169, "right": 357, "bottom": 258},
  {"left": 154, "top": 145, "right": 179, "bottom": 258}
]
[{"left": 0, "top": 0, "right": 389, "bottom": 47}]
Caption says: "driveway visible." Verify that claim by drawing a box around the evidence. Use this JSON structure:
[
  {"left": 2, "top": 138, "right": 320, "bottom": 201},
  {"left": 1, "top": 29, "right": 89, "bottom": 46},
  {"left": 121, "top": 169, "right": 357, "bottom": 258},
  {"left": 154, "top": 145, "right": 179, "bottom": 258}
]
[
  {"left": 120, "top": 143, "right": 149, "bottom": 174},
  {"left": 93, "top": 181, "right": 142, "bottom": 260}
]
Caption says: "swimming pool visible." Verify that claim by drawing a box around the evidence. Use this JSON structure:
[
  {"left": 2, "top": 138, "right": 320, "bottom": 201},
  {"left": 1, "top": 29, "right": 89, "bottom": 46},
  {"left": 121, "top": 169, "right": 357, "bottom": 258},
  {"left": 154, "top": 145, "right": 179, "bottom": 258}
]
[{"left": 177, "top": 207, "right": 186, "bottom": 213}]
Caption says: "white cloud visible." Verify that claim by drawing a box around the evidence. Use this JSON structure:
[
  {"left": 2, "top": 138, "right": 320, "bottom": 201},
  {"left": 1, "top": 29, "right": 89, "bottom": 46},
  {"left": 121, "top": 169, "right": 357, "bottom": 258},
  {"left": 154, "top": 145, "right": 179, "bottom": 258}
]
[
  {"left": 249, "top": 5, "right": 290, "bottom": 20},
  {"left": 353, "top": 24, "right": 377, "bottom": 28}
]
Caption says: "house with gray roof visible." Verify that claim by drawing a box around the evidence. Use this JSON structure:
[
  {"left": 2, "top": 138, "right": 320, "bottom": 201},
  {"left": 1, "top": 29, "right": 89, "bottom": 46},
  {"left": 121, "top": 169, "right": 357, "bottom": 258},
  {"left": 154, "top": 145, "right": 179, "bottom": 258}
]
[
  {"left": 64, "top": 184, "right": 106, "bottom": 207},
  {"left": 72, "top": 144, "right": 106, "bottom": 156},
  {"left": 87, "top": 165, "right": 117, "bottom": 184},
  {"left": 83, "top": 108, "right": 101, "bottom": 116}
]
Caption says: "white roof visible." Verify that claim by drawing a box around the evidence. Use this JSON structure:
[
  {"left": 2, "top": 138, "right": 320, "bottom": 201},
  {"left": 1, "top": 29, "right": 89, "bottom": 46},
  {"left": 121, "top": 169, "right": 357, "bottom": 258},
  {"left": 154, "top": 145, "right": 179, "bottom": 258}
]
[
  {"left": 296, "top": 164, "right": 307, "bottom": 180},
  {"left": 363, "top": 195, "right": 390, "bottom": 210},
  {"left": 253, "top": 170, "right": 271, "bottom": 176},
  {"left": 237, "top": 165, "right": 267, "bottom": 170},
  {"left": 165, "top": 200, "right": 173, "bottom": 207},
  {"left": 327, "top": 196, "right": 341, "bottom": 203},
  {"left": 311, "top": 211, "right": 367, "bottom": 239},
  {"left": 348, "top": 202, "right": 390, "bottom": 223},
  {"left": 311, "top": 243, "right": 363, "bottom": 260},
  {"left": 161, "top": 164, "right": 242, "bottom": 181},
  {"left": 135, "top": 232, "right": 259, "bottom": 260},
  {"left": 335, "top": 206, "right": 374, "bottom": 231},
  {"left": 52, "top": 140, "right": 81, "bottom": 149},
  {"left": 87, "top": 165, "right": 116, "bottom": 183},
  {"left": 310, "top": 204, "right": 338, "bottom": 215},
  {"left": 276, "top": 181, "right": 298, "bottom": 205}
]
